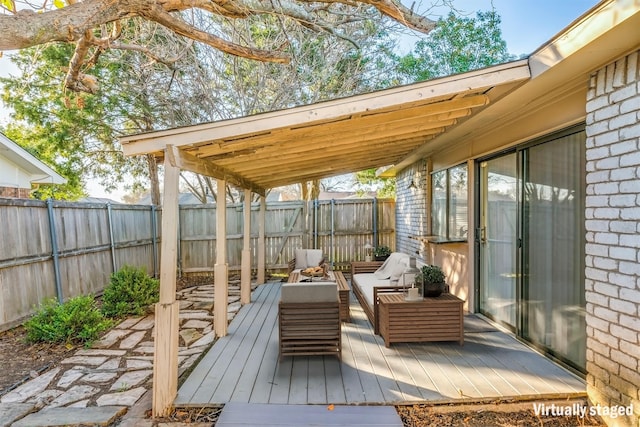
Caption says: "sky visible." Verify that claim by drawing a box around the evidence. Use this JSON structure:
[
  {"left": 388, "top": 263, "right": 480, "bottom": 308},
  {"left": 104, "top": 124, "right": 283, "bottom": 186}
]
[{"left": 0, "top": 0, "right": 599, "bottom": 200}]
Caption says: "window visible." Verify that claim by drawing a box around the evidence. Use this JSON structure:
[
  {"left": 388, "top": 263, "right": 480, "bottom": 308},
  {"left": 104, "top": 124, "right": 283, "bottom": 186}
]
[{"left": 431, "top": 164, "right": 468, "bottom": 240}]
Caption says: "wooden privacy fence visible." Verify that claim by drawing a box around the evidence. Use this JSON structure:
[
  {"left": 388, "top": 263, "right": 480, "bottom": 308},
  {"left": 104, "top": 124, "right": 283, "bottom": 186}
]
[{"left": 0, "top": 197, "right": 394, "bottom": 330}]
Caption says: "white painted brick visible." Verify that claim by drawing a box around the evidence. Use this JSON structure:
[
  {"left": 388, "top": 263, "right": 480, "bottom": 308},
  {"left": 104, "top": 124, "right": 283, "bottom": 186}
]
[
  {"left": 596, "top": 156, "right": 620, "bottom": 170},
  {"left": 611, "top": 167, "right": 638, "bottom": 181},
  {"left": 593, "top": 256, "right": 617, "bottom": 270},
  {"left": 610, "top": 220, "right": 637, "bottom": 233},
  {"left": 586, "top": 220, "right": 610, "bottom": 232},
  {"left": 586, "top": 232, "right": 595, "bottom": 243},
  {"left": 605, "top": 63, "right": 616, "bottom": 91},
  {"left": 586, "top": 146, "right": 610, "bottom": 161},
  {"left": 594, "top": 328, "right": 620, "bottom": 349},
  {"left": 620, "top": 288, "right": 640, "bottom": 304},
  {"left": 594, "top": 208, "right": 620, "bottom": 219},
  {"left": 611, "top": 349, "right": 637, "bottom": 370},
  {"left": 621, "top": 207, "right": 640, "bottom": 220},
  {"left": 587, "top": 97, "right": 612, "bottom": 116},
  {"left": 586, "top": 278, "right": 595, "bottom": 291},
  {"left": 586, "top": 255, "right": 594, "bottom": 268},
  {"left": 610, "top": 194, "right": 638, "bottom": 207},
  {"left": 586, "top": 267, "right": 609, "bottom": 282},
  {"left": 626, "top": 51, "right": 638, "bottom": 84},
  {"left": 620, "top": 123, "right": 640, "bottom": 141},
  {"left": 620, "top": 180, "right": 640, "bottom": 193},
  {"left": 609, "top": 273, "right": 636, "bottom": 289},
  {"left": 619, "top": 344, "right": 640, "bottom": 365},
  {"left": 610, "top": 247, "right": 637, "bottom": 261},
  {"left": 596, "top": 68, "right": 606, "bottom": 96},
  {"left": 610, "top": 85, "right": 637, "bottom": 103},
  {"left": 586, "top": 195, "right": 609, "bottom": 207},
  {"left": 620, "top": 314, "right": 640, "bottom": 332},
  {"left": 594, "top": 130, "right": 619, "bottom": 146},
  {"left": 593, "top": 182, "right": 619, "bottom": 194},
  {"left": 610, "top": 297, "right": 638, "bottom": 315},
  {"left": 613, "top": 60, "right": 627, "bottom": 88},
  {"left": 593, "top": 355, "right": 620, "bottom": 379},
  {"left": 586, "top": 243, "right": 609, "bottom": 257},
  {"left": 619, "top": 261, "right": 640, "bottom": 276},
  {"left": 620, "top": 151, "right": 640, "bottom": 167},
  {"left": 593, "top": 305, "right": 619, "bottom": 322},
  {"left": 586, "top": 314, "right": 611, "bottom": 332},
  {"left": 586, "top": 170, "right": 610, "bottom": 183},
  {"left": 620, "top": 235, "right": 640, "bottom": 248},
  {"left": 595, "top": 103, "right": 620, "bottom": 122},
  {"left": 595, "top": 232, "right": 619, "bottom": 245},
  {"left": 620, "top": 95, "right": 640, "bottom": 114},
  {"left": 610, "top": 139, "right": 638, "bottom": 155},
  {"left": 594, "top": 281, "right": 620, "bottom": 297},
  {"left": 611, "top": 325, "right": 638, "bottom": 344},
  {"left": 587, "top": 337, "right": 612, "bottom": 358},
  {"left": 610, "top": 112, "right": 637, "bottom": 130}
]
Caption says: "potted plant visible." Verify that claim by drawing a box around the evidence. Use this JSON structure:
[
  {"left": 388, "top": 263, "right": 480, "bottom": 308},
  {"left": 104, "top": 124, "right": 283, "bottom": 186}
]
[
  {"left": 416, "top": 264, "right": 446, "bottom": 297},
  {"left": 373, "top": 245, "right": 391, "bottom": 261}
]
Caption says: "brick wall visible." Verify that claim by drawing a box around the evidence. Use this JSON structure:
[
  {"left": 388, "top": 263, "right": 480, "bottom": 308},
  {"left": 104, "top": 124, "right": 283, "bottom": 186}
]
[
  {"left": 585, "top": 51, "right": 640, "bottom": 427},
  {"left": 0, "top": 186, "right": 30, "bottom": 198},
  {"left": 396, "top": 161, "right": 427, "bottom": 259}
]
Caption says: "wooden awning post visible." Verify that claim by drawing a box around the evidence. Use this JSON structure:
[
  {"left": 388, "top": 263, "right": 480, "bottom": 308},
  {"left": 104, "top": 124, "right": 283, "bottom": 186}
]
[
  {"left": 257, "top": 195, "right": 266, "bottom": 284},
  {"left": 152, "top": 152, "right": 180, "bottom": 417},
  {"left": 214, "top": 178, "right": 229, "bottom": 337},
  {"left": 240, "top": 188, "right": 252, "bottom": 304}
]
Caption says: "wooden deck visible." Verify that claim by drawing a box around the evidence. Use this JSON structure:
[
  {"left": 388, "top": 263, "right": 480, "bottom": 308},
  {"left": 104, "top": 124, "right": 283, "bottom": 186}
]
[{"left": 176, "top": 282, "right": 585, "bottom": 406}]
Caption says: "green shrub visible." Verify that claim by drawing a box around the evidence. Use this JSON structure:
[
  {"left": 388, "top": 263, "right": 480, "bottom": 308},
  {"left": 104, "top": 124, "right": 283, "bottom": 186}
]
[
  {"left": 102, "top": 265, "right": 159, "bottom": 318},
  {"left": 24, "top": 295, "right": 112, "bottom": 345}
]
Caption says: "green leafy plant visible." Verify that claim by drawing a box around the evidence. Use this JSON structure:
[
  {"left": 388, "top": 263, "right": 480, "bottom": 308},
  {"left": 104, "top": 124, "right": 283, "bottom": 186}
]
[
  {"left": 374, "top": 245, "right": 391, "bottom": 257},
  {"left": 24, "top": 295, "right": 112, "bottom": 345},
  {"left": 101, "top": 265, "right": 159, "bottom": 318},
  {"left": 416, "top": 264, "right": 446, "bottom": 284}
]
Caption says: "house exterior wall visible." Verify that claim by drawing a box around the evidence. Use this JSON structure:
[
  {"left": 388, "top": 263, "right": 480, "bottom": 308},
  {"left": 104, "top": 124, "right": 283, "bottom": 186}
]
[
  {"left": 395, "top": 161, "right": 427, "bottom": 259},
  {"left": 0, "top": 187, "right": 31, "bottom": 198},
  {"left": 585, "top": 50, "right": 640, "bottom": 427},
  {"left": 396, "top": 160, "right": 471, "bottom": 310},
  {"left": 0, "top": 155, "right": 33, "bottom": 193}
]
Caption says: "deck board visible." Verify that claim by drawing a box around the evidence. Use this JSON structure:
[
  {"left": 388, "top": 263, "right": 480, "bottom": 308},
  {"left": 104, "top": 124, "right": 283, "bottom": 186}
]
[{"left": 177, "top": 282, "right": 585, "bottom": 407}]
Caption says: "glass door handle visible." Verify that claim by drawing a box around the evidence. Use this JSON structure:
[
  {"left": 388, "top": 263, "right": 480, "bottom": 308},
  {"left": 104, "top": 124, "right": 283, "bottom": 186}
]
[{"left": 480, "top": 226, "right": 487, "bottom": 244}]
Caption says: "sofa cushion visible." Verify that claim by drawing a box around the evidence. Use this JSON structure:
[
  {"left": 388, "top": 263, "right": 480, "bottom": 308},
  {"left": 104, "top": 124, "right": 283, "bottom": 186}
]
[
  {"left": 352, "top": 273, "right": 387, "bottom": 308},
  {"left": 294, "top": 249, "right": 324, "bottom": 269},
  {"left": 281, "top": 282, "right": 337, "bottom": 303},
  {"left": 374, "top": 252, "right": 410, "bottom": 280}
]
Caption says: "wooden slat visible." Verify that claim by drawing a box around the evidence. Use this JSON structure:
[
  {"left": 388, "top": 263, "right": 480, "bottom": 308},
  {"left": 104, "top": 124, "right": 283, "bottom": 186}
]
[{"left": 176, "top": 282, "right": 586, "bottom": 407}]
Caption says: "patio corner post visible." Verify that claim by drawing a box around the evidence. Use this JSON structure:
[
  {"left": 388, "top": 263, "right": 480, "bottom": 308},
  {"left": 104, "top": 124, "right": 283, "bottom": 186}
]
[
  {"left": 240, "top": 188, "right": 252, "bottom": 304},
  {"left": 257, "top": 195, "right": 266, "bottom": 284},
  {"left": 152, "top": 152, "right": 181, "bottom": 418},
  {"left": 214, "top": 179, "right": 229, "bottom": 337}
]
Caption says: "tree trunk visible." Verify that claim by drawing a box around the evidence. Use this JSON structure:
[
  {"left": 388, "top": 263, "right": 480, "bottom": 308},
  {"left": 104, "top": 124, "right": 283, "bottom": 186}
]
[{"left": 147, "top": 154, "right": 161, "bottom": 206}]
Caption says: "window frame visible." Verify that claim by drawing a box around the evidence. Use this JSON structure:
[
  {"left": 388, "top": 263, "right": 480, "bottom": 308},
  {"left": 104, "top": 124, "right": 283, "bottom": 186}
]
[{"left": 430, "top": 163, "right": 468, "bottom": 243}]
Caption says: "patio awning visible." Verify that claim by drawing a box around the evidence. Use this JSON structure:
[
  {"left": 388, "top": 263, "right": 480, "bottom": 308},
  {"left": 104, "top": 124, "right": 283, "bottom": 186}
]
[{"left": 120, "top": 60, "right": 530, "bottom": 195}]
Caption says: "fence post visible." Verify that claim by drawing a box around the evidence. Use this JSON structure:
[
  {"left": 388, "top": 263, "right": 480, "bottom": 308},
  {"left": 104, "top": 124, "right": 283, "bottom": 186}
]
[
  {"left": 107, "top": 203, "right": 117, "bottom": 273},
  {"left": 151, "top": 205, "right": 158, "bottom": 278},
  {"left": 46, "top": 198, "right": 64, "bottom": 303},
  {"left": 330, "top": 199, "right": 335, "bottom": 267},
  {"left": 373, "top": 197, "right": 378, "bottom": 247},
  {"left": 313, "top": 199, "right": 318, "bottom": 248}
]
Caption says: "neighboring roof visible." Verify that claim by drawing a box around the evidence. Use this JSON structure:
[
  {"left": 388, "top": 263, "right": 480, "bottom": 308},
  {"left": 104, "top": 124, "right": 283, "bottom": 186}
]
[
  {"left": 0, "top": 132, "right": 66, "bottom": 185},
  {"left": 120, "top": 0, "right": 640, "bottom": 189}
]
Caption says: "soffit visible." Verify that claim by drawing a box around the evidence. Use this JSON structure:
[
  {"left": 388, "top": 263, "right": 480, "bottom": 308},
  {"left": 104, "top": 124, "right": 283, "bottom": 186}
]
[{"left": 120, "top": 60, "right": 530, "bottom": 191}]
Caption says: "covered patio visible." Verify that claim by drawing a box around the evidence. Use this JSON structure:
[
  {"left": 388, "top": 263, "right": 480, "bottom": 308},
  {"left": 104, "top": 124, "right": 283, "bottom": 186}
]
[{"left": 176, "top": 282, "right": 584, "bottom": 407}]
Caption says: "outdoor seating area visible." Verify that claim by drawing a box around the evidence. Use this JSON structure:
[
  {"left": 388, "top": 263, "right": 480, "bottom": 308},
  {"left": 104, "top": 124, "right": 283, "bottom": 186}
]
[{"left": 176, "top": 281, "right": 585, "bottom": 407}]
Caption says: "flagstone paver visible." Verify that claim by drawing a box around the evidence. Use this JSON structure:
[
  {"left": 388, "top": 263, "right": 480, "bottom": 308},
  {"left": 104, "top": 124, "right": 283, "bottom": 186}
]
[
  {"left": 1, "top": 368, "right": 60, "bottom": 403},
  {"left": 12, "top": 406, "right": 126, "bottom": 427},
  {"left": 119, "top": 331, "right": 146, "bottom": 349},
  {"left": 0, "top": 282, "right": 255, "bottom": 426},
  {"left": 0, "top": 402, "right": 35, "bottom": 427}
]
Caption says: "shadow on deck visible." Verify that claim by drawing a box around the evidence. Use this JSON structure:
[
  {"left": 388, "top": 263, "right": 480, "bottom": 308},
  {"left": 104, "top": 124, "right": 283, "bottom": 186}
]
[{"left": 176, "top": 282, "right": 584, "bottom": 406}]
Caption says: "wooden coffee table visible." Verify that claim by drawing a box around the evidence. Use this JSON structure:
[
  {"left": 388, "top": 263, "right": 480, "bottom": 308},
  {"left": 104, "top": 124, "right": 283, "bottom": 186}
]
[
  {"left": 288, "top": 270, "right": 350, "bottom": 322},
  {"left": 377, "top": 293, "right": 464, "bottom": 347}
]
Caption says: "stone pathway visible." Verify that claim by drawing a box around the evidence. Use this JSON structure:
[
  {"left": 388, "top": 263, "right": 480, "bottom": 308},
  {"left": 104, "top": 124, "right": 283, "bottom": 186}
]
[{"left": 0, "top": 281, "right": 252, "bottom": 426}]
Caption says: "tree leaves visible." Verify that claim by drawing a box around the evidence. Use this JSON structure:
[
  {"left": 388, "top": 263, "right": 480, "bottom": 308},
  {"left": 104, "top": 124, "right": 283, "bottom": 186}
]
[
  {"left": 1, "top": 0, "right": 14, "bottom": 12},
  {"left": 53, "top": 0, "right": 65, "bottom": 9}
]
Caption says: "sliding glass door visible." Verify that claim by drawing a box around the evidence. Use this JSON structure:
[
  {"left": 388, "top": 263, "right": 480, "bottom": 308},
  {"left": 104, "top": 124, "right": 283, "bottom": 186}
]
[
  {"left": 477, "top": 127, "right": 586, "bottom": 371},
  {"left": 479, "top": 153, "right": 518, "bottom": 329},
  {"left": 521, "top": 132, "right": 586, "bottom": 370}
]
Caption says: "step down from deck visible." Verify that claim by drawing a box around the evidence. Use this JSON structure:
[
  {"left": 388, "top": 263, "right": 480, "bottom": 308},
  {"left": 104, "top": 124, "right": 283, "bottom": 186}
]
[{"left": 216, "top": 402, "right": 403, "bottom": 427}]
